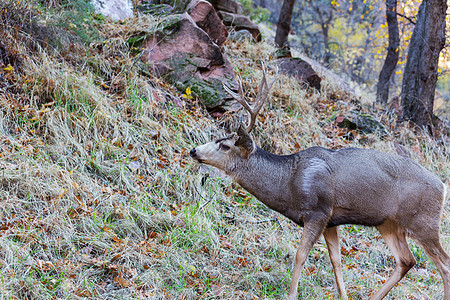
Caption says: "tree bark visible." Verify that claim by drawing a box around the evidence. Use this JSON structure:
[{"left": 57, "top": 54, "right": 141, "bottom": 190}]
[
  {"left": 313, "top": 4, "right": 333, "bottom": 65},
  {"left": 275, "top": 0, "right": 296, "bottom": 48},
  {"left": 401, "top": 0, "right": 447, "bottom": 129},
  {"left": 376, "top": 0, "right": 399, "bottom": 104}
]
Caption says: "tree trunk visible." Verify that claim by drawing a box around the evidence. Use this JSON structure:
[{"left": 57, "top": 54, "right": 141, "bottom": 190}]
[
  {"left": 401, "top": 0, "right": 447, "bottom": 129},
  {"left": 376, "top": 0, "right": 399, "bottom": 104},
  {"left": 275, "top": 0, "right": 296, "bottom": 48}
]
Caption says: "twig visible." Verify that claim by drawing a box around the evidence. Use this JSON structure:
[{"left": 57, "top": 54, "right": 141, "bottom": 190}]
[
  {"left": 192, "top": 182, "right": 214, "bottom": 210},
  {"left": 244, "top": 216, "right": 283, "bottom": 230},
  {"left": 396, "top": 13, "right": 415, "bottom": 25}
]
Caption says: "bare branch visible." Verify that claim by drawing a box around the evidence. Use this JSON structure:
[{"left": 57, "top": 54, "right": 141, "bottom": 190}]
[{"left": 396, "top": 12, "right": 415, "bottom": 25}]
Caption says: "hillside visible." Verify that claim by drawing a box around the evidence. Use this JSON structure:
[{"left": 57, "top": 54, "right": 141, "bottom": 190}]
[{"left": 0, "top": 1, "right": 449, "bottom": 299}]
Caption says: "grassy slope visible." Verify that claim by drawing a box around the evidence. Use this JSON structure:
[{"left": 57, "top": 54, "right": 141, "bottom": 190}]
[{"left": 0, "top": 1, "right": 449, "bottom": 299}]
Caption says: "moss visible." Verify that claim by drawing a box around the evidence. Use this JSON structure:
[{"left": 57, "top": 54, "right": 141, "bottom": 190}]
[
  {"left": 157, "top": 53, "right": 230, "bottom": 108},
  {"left": 160, "top": 0, "right": 191, "bottom": 12},
  {"left": 127, "top": 14, "right": 184, "bottom": 48},
  {"left": 189, "top": 80, "right": 224, "bottom": 107}
]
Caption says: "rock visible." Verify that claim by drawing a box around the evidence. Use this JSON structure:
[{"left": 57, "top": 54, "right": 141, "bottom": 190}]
[
  {"left": 217, "top": 11, "right": 261, "bottom": 42},
  {"left": 91, "top": 0, "right": 133, "bottom": 21},
  {"left": 138, "top": 0, "right": 191, "bottom": 13},
  {"left": 229, "top": 29, "right": 253, "bottom": 42},
  {"left": 187, "top": 0, "right": 228, "bottom": 46},
  {"left": 335, "top": 112, "right": 388, "bottom": 137},
  {"left": 141, "top": 13, "right": 237, "bottom": 108},
  {"left": 207, "top": 0, "right": 243, "bottom": 14},
  {"left": 136, "top": 3, "right": 173, "bottom": 16},
  {"left": 274, "top": 47, "right": 292, "bottom": 59},
  {"left": 276, "top": 57, "right": 321, "bottom": 90}
]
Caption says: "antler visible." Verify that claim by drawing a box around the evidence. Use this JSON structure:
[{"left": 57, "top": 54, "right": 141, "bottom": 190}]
[{"left": 223, "top": 63, "right": 277, "bottom": 133}]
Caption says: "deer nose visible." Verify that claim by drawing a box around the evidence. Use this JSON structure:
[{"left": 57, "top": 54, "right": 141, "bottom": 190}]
[{"left": 190, "top": 148, "right": 196, "bottom": 157}]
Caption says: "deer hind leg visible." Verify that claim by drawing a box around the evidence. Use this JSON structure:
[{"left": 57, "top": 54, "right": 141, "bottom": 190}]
[
  {"left": 414, "top": 232, "right": 450, "bottom": 299},
  {"left": 323, "top": 226, "right": 348, "bottom": 300},
  {"left": 370, "top": 220, "right": 416, "bottom": 300},
  {"left": 287, "top": 219, "right": 327, "bottom": 300}
]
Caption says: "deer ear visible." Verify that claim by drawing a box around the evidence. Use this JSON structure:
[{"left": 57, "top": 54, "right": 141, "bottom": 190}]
[{"left": 235, "top": 124, "right": 255, "bottom": 157}]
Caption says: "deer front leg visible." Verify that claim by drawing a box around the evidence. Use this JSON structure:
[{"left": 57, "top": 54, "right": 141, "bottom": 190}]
[
  {"left": 323, "top": 226, "right": 348, "bottom": 300},
  {"left": 287, "top": 219, "right": 327, "bottom": 300}
]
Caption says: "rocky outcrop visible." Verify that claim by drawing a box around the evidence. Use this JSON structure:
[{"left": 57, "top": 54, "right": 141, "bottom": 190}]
[
  {"left": 229, "top": 29, "right": 253, "bottom": 42},
  {"left": 91, "top": 0, "right": 133, "bottom": 21},
  {"left": 141, "top": 13, "right": 237, "bottom": 108},
  {"left": 187, "top": 0, "right": 228, "bottom": 46},
  {"left": 218, "top": 11, "right": 261, "bottom": 42},
  {"left": 133, "top": 0, "right": 264, "bottom": 109},
  {"left": 276, "top": 57, "right": 321, "bottom": 90}
]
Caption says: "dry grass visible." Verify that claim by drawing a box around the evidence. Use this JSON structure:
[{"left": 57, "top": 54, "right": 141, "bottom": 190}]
[{"left": 0, "top": 1, "right": 449, "bottom": 299}]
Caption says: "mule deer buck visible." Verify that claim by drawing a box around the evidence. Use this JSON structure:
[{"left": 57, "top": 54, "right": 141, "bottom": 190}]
[{"left": 189, "top": 65, "right": 449, "bottom": 299}]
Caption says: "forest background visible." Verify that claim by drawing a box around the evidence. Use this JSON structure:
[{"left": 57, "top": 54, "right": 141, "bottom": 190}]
[{"left": 258, "top": 0, "right": 449, "bottom": 123}]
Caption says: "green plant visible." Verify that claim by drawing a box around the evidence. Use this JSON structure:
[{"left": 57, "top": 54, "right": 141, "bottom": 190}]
[
  {"left": 58, "top": 0, "right": 102, "bottom": 44},
  {"left": 236, "top": 0, "right": 270, "bottom": 23}
]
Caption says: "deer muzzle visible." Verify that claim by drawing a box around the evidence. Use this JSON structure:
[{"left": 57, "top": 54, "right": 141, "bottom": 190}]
[{"left": 190, "top": 148, "right": 203, "bottom": 163}]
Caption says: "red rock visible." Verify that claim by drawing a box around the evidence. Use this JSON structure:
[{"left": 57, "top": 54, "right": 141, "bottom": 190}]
[
  {"left": 141, "top": 13, "right": 238, "bottom": 108},
  {"left": 276, "top": 57, "right": 322, "bottom": 90},
  {"left": 207, "top": 0, "right": 243, "bottom": 14},
  {"left": 187, "top": 0, "right": 229, "bottom": 46},
  {"left": 142, "top": 14, "right": 224, "bottom": 75},
  {"left": 218, "top": 11, "right": 261, "bottom": 42}
]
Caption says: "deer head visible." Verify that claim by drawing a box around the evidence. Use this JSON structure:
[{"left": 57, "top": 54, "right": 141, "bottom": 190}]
[
  {"left": 190, "top": 64, "right": 276, "bottom": 171},
  {"left": 190, "top": 124, "right": 255, "bottom": 171}
]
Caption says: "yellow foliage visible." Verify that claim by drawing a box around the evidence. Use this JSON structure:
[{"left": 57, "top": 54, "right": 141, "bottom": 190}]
[
  {"left": 182, "top": 87, "right": 193, "bottom": 99},
  {"left": 3, "top": 64, "right": 13, "bottom": 72}
]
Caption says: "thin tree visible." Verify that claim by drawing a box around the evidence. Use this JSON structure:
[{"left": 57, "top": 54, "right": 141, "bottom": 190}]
[
  {"left": 376, "top": 0, "right": 399, "bottom": 104},
  {"left": 401, "top": 0, "right": 447, "bottom": 129},
  {"left": 275, "top": 0, "right": 296, "bottom": 48}
]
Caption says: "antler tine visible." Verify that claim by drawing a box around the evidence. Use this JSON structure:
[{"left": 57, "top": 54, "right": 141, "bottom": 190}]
[
  {"left": 222, "top": 63, "right": 277, "bottom": 133},
  {"left": 247, "top": 64, "right": 278, "bottom": 132},
  {"left": 222, "top": 76, "right": 253, "bottom": 113},
  {"left": 253, "top": 63, "right": 270, "bottom": 114}
]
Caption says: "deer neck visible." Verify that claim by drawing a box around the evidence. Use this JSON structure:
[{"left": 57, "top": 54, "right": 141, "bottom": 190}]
[{"left": 226, "top": 147, "right": 295, "bottom": 204}]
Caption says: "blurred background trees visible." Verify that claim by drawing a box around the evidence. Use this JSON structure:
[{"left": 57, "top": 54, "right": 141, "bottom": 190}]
[
  {"left": 376, "top": 0, "right": 399, "bottom": 105},
  {"left": 251, "top": 0, "right": 449, "bottom": 130},
  {"left": 275, "top": 0, "right": 295, "bottom": 48}
]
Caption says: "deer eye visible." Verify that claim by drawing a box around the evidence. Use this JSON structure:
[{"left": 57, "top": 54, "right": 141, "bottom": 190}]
[{"left": 220, "top": 144, "right": 230, "bottom": 151}]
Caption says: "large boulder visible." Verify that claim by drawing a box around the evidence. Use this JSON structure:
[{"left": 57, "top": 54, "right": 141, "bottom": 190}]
[
  {"left": 218, "top": 11, "right": 261, "bottom": 42},
  {"left": 207, "top": 0, "right": 243, "bottom": 14},
  {"left": 91, "top": 0, "right": 133, "bottom": 21},
  {"left": 141, "top": 13, "right": 237, "bottom": 108},
  {"left": 187, "top": 0, "right": 228, "bottom": 46},
  {"left": 276, "top": 57, "right": 321, "bottom": 90}
]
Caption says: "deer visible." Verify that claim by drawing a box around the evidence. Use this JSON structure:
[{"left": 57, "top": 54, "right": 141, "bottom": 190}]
[{"left": 189, "top": 65, "right": 450, "bottom": 300}]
